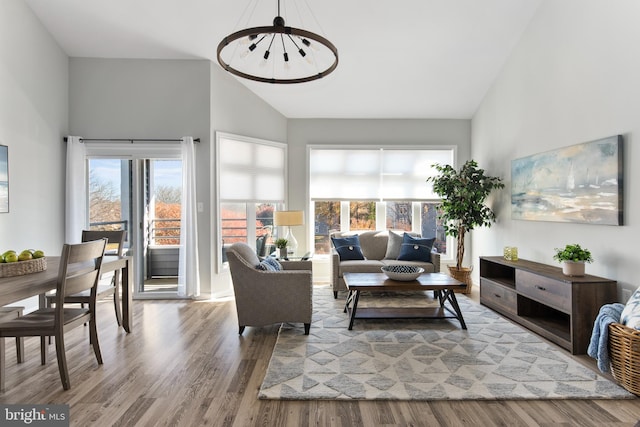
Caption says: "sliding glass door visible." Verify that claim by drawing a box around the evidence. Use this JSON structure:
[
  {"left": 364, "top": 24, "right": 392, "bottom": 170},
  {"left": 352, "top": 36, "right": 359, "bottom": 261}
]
[
  {"left": 143, "top": 159, "right": 182, "bottom": 294},
  {"left": 88, "top": 157, "right": 182, "bottom": 297}
]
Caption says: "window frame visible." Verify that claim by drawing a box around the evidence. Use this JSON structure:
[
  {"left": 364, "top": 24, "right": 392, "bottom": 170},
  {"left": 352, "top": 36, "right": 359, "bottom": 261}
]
[
  {"left": 215, "top": 132, "right": 288, "bottom": 273},
  {"left": 307, "top": 144, "right": 456, "bottom": 260}
]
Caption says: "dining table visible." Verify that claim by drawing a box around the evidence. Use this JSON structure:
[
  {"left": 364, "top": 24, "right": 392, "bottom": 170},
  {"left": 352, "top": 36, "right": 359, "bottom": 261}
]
[{"left": 0, "top": 255, "right": 134, "bottom": 332}]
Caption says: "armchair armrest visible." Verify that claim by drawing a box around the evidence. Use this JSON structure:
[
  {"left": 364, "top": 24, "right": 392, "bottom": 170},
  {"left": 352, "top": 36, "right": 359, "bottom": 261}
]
[
  {"left": 330, "top": 249, "right": 340, "bottom": 286},
  {"left": 280, "top": 260, "right": 312, "bottom": 271},
  {"left": 430, "top": 251, "right": 441, "bottom": 273}
]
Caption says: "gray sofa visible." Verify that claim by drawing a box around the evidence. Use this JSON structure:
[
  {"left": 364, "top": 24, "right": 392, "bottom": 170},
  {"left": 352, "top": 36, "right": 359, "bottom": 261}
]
[{"left": 330, "top": 230, "right": 441, "bottom": 298}]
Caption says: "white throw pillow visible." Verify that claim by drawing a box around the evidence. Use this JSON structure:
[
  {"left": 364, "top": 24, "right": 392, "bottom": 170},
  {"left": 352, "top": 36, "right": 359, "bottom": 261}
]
[
  {"left": 620, "top": 286, "right": 640, "bottom": 329},
  {"left": 384, "top": 231, "right": 403, "bottom": 260}
]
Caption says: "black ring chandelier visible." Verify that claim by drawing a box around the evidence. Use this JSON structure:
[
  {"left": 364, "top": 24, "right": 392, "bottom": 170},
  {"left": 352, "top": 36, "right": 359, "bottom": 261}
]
[{"left": 217, "top": 0, "right": 338, "bottom": 84}]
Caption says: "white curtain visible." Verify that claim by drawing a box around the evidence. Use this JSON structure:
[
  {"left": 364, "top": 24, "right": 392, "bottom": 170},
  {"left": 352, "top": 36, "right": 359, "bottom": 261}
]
[
  {"left": 65, "top": 136, "right": 86, "bottom": 243},
  {"left": 178, "top": 136, "right": 200, "bottom": 298}
]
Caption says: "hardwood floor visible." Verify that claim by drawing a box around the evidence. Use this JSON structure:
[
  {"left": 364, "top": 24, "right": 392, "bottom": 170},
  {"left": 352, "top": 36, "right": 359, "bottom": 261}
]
[{"left": 0, "top": 287, "right": 639, "bottom": 426}]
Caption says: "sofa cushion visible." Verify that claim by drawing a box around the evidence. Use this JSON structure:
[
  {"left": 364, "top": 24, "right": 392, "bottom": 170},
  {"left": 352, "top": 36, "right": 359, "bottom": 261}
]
[
  {"left": 397, "top": 233, "right": 435, "bottom": 262},
  {"left": 384, "top": 230, "right": 403, "bottom": 260},
  {"left": 357, "top": 230, "right": 389, "bottom": 260},
  {"left": 331, "top": 235, "right": 365, "bottom": 261},
  {"left": 339, "top": 259, "right": 385, "bottom": 276}
]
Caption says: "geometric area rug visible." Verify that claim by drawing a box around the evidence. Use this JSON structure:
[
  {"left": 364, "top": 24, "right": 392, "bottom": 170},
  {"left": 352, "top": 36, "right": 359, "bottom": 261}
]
[{"left": 259, "top": 285, "right": 634, "bottom": 400}]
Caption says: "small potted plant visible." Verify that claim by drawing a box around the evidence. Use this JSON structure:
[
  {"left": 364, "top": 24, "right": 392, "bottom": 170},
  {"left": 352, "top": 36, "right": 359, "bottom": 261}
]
[
  {"left": 275, "top": 238, "right": 288, "bottom": 259},
  {"left": 553, "top": 244, "right": 593, "bottom": 276}
]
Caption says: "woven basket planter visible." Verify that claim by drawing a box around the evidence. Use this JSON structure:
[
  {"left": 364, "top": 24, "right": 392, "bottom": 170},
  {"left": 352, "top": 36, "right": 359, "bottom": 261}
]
[
  {"left": 0, "top": 257, "right": 47, "bottom": 278},
  {"left": 447, "top": 265, "right": 472, "bottom": 294},
  {"left": 608, "top": 322, "right": 640, "bottom": 396}
]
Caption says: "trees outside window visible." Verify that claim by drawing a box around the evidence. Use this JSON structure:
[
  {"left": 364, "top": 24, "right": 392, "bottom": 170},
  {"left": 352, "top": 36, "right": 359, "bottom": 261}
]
[{"left": 313, "top": 201, "right": 447, "bottom": 256}]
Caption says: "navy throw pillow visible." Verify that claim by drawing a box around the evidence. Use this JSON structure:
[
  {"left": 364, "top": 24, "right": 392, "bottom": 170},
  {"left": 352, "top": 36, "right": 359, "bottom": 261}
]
[
  {"left": 397, "top": 233, "right": 435, "bottom": 262},
  {"left": 331, "top": 235, "right": 365, "bottom": 261},
  {"left": 256, "top": 256, "right": 282, "bottom": 271}
]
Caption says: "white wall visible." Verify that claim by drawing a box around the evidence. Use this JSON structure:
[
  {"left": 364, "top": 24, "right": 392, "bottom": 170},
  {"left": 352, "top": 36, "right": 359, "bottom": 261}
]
[
  {"left": 472, "top": 0, "right": 639, "bottom": 301},
  {"left": 287, "top": 119, "right": 471, "bottom": 262},
  {"left": 0, "top": 0, "right": 68, "bottom": 255},
  {"left": 209, "top": 66, "right": 286, "bottom": 144},
  {"left": 69, "top": 59, "right": 288, "bottom": 298},
  {"left": 209, "top": 65, "right": 287, "bottom": 297},
  {"left": 69, "top": 58, "right": 213, "bottom": 294}
]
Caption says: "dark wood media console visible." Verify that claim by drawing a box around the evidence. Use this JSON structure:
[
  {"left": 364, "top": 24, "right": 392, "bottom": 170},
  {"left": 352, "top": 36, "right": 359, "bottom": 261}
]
[{"left": 479, "top": 256, "right": 617, "bottom": 354}]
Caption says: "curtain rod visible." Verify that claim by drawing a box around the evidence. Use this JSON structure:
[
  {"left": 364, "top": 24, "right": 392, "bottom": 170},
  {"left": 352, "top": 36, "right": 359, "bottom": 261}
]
[{"left": 63, "top": 137, "right": 200, "bottom": 143}]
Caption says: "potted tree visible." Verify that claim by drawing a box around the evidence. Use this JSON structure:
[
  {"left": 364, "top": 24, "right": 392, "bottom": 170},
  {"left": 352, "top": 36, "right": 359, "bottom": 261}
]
[
  {"left": 553, "top": 244, "right": 593, "bottom": 276},
  {"left": 427, "top": 160, "right": 504, "bottom": 290}
]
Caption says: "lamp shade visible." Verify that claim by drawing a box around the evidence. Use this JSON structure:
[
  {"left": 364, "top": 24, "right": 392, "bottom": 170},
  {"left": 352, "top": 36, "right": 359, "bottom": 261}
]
[{"left": 274, "top": 210, "right": 304, "bottom": 226}]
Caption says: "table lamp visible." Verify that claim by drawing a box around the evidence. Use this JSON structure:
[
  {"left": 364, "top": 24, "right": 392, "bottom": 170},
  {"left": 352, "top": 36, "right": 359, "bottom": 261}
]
[{"left": 274, "top": 210, "right": 304, "bottom": 255}]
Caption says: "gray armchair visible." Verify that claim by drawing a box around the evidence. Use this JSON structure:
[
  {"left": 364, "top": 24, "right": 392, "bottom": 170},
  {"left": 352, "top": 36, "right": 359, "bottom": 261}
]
[{"left": 226, "top": 242, "right": 313, "bottom": 335}]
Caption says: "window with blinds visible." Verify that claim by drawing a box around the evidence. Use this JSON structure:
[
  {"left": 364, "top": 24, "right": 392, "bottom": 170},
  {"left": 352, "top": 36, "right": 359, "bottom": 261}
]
[
  {"left": 218, "top": 133, "right": 286, "bottom": 203},
  {"left": 216, "top": 132, "right": 287, "bottom": 271},
  {"left": 309, "top": 147, "right": 454, "bottom": 201},
  {"left": 309, "top": 146, "right": 455, "bottom": 256}
]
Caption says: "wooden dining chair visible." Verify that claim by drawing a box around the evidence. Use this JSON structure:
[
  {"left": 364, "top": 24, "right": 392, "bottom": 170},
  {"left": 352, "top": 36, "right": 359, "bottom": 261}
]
[
  {"left": 0, "top": 307, "right": 25, "bottom": 364},
  {"left": 46, "top": 230, "right": 126, "bottom": 326},
  {"left": 0, "top": 238, "right": 107, "bottom": 391}
]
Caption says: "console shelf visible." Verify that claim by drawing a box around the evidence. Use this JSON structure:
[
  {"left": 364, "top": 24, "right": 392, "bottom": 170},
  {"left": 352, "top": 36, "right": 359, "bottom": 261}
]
[{"left": 479, "top": 256, "right": 617, "bottom": 354}]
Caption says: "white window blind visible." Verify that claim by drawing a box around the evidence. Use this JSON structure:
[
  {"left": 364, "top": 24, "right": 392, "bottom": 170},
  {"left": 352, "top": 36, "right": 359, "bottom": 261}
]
[
  {"left": 309, "top": 147, "right": 454, "bottom": 201},
  {"left": 218, "top": 133, "right": 286, "bottom": 203},
  {"left": 84, "top": 142, "right": 181, "bottom": 158},
  {"left": 309, "top": 149, "right": 381, "bottom": 200}
]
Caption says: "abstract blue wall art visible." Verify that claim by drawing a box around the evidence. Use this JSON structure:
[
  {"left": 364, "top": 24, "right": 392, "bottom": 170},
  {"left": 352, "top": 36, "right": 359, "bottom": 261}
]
[{"left": 511, "top": 135, "right": 623, "bottom": 225}]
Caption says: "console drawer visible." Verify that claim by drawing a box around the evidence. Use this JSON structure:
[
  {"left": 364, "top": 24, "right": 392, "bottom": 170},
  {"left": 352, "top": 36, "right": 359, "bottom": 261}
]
[
  {"left": 516, "top": 270, "right": 571, "bottom": 313},
  {"left": 480, "top": 279, "right": 517, "bottom": 315}
]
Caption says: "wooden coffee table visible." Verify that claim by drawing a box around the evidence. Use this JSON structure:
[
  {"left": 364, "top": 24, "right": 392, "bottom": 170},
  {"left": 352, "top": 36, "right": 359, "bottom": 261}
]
[{"left": 343, "top": 272, "right": 468, "bottom": 330}]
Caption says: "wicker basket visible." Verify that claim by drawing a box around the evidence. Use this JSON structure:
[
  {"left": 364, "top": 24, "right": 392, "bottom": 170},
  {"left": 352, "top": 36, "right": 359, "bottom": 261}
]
[
  {"left": 608, "top": 322, "right": 640, "bottom": 396},
  {"left": 447, "top": 265, "right": 473, "bottom": 294},
  {"left": 0, "top": 257, "right": 47, "bottom": 278}
]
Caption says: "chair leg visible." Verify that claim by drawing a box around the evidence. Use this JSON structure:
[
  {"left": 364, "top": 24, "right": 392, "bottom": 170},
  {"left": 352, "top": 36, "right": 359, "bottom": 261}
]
[
  {"left": 46, "top": 300, "right": 53, "bottom": 345},
  {"left": 304, "top": 323, "right": 310, "bottom": 335},
  {"left": 0, "top": 308, "right": 26, "bottom": 360},
  {"left": 15, "top": 337, "right": 24, "bottom": 363},
  {"left": 113, "top": 274, "right": 123, "bottom": 326},
  {"left": 82, "top": 303, "right": 88, "bottom": 326},
  {"left": 40, "top": 337, "right": 48, "bottom": 365},
  {"left": 0, "top": 338, "right": 5, "bottom": 392},
  {"left": 89, "top": 316, "right": 103, "bottom": 365},
  {"left": 54, "top": 331, "right": 71, "bottom": 390},
  {"left": 239, "top": 325, "right": 245, "bottom": 335}
]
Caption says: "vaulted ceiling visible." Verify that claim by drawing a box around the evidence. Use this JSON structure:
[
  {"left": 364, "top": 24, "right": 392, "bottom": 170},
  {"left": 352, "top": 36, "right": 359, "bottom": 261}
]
[{"left": 25, "top": 0, "right": 541, "bottom": 119}]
